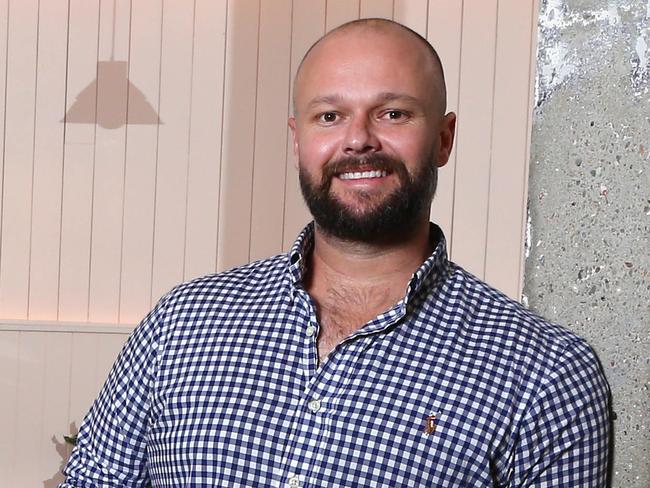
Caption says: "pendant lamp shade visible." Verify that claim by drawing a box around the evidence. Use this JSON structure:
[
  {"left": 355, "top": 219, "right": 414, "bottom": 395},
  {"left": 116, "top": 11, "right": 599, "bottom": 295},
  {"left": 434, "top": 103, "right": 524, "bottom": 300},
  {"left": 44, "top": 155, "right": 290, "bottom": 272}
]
[{"left": 63, "top": 60, "right": 161, "bottom": 129}]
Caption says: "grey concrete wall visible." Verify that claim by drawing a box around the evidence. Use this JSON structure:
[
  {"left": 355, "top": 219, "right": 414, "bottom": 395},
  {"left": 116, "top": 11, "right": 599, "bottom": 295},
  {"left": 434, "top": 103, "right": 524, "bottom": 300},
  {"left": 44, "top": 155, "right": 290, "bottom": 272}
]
[{"left": 525, "top": 0, "right": 650, "bottom": 486}]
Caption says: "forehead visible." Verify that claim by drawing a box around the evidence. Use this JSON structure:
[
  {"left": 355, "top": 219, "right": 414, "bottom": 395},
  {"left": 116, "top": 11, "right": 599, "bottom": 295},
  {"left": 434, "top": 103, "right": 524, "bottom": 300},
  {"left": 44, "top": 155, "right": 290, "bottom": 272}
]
[{"left": 294, "top": 27, "right": 439, "bottom": 110}]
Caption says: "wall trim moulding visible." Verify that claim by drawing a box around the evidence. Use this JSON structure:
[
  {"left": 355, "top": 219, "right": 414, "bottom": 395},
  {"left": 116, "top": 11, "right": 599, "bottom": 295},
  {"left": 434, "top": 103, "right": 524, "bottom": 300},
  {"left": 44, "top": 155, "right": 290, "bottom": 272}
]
[{"left": 0, "top": 320, "right": 136, "bottom": 334}]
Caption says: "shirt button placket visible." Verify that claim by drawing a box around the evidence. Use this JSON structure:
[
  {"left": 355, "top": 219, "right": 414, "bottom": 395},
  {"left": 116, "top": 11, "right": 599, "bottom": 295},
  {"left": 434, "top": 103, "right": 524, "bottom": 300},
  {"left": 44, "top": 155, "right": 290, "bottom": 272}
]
[{"left": 287, "top": 475, "right": 301, "bottom": 487}]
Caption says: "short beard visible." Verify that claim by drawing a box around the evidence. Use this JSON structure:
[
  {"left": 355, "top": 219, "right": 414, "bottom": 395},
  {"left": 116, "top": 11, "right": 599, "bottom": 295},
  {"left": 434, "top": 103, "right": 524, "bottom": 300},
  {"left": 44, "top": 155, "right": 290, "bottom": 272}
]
[{"left": 299, "top": 154, "right": 437, "bottom": 244}]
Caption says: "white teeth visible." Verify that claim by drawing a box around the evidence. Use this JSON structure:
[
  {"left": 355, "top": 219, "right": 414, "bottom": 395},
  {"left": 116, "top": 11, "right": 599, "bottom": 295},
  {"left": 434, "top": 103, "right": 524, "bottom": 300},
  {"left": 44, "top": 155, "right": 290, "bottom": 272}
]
[{"left": 339, "top": 170, "right": 387, "bottom": 180}]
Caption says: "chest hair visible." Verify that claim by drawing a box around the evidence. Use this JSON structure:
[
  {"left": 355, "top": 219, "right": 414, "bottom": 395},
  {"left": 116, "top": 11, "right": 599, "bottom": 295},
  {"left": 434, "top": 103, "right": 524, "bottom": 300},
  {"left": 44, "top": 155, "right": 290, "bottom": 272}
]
[{"left": 313, "top": 283, "right": 396, "bottom": 362}]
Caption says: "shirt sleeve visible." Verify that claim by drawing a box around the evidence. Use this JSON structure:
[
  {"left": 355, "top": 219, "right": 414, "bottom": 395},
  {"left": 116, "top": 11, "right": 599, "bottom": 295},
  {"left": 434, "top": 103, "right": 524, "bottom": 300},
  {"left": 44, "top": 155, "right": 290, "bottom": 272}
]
[
  {"left": 59, "top": 293, "right": 172, "bottom": 488},
  {"left": 510, "top": 338, "right": 611, "bottom": 487}
]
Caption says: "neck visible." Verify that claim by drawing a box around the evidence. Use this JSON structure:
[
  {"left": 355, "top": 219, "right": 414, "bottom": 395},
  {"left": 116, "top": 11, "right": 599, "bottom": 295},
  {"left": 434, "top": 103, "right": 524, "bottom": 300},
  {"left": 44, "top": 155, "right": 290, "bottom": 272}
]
[{"left": 306, "top": 219, "right": 432, "bottom": 288}]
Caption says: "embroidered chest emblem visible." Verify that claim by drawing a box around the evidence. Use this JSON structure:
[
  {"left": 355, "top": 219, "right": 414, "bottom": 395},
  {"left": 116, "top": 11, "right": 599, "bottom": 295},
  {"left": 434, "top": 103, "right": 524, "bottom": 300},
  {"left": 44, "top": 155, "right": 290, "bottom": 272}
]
[{"left": 424, "top": 413, "right": 440, "bottom": 435}]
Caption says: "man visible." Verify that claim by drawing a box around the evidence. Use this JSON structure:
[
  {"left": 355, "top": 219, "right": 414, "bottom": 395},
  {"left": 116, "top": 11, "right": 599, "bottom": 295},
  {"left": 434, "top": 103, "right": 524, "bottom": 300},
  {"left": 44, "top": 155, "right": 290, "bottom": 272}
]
[{"left": 62, "top": 19, "right": 610, "bottom": 487}]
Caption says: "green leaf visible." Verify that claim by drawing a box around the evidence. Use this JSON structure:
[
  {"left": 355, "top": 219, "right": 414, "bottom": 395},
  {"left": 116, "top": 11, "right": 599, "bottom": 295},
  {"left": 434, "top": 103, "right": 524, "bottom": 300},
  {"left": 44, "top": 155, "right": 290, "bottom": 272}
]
[{"left": 63, "top": 435, "right": 78, "bottom": 446}]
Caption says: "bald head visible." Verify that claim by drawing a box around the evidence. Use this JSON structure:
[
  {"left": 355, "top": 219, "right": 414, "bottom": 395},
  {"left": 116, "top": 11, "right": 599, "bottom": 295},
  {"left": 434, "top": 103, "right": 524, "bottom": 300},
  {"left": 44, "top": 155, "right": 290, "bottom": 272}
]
[{"left": 293, "top": 18, "right": 447, "bottom": 115}]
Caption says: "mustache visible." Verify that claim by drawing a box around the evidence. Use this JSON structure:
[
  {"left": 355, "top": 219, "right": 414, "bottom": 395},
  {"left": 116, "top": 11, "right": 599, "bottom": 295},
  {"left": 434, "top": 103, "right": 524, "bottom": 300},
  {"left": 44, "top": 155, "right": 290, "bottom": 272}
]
[{"left": 320, "top": 154, "right": 407, "bottom": 187}]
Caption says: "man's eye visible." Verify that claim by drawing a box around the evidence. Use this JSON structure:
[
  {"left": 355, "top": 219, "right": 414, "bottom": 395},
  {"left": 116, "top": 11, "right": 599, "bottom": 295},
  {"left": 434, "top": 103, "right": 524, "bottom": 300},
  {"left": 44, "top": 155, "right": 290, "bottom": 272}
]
[
  {"left": 385, "top": 110, "right": 406, "bottom": 120},
  {"left": 319, "top": 112, "right": 338, "bottom": 123}
]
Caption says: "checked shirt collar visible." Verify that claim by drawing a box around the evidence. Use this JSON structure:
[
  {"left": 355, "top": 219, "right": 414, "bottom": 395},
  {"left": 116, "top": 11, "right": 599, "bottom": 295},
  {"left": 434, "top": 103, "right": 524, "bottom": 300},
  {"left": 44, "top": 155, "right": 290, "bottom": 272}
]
[{"left": 286, "top": 221, "right": 452, "bottom": 340}]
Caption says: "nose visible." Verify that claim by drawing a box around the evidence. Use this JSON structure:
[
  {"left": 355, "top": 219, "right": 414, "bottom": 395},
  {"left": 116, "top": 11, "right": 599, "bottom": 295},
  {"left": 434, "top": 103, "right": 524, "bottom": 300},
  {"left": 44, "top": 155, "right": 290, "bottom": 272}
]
[{"left": 343, "top": 116, "right": 380, "bottom": 155}]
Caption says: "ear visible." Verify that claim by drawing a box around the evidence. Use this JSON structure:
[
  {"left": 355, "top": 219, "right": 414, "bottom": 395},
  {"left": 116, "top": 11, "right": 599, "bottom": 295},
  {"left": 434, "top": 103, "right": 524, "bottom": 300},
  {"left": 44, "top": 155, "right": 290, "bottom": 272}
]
[
  {"left": 288, "top": 117, "right": 299, "bottom": 166},
  {"left": 435, "top": 112, "right": 456, "bottom": 168}
]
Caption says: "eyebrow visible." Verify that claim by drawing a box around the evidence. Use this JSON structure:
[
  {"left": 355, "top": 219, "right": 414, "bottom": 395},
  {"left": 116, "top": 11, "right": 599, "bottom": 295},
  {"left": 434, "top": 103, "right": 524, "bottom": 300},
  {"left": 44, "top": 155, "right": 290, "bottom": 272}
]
[
  {"left": 306, "top": 92, "right": 422, "bottom": 109},
  {"left": 375, "top": 92, "right": 421, "bottom": 105},
  {"left": 306, "top": 94, "right": 344, "bottom": 109}
]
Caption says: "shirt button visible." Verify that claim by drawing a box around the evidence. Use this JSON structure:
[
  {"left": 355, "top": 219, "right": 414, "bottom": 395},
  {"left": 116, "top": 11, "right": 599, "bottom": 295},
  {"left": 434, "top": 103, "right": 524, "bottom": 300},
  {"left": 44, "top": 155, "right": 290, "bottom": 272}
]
[
  {"left": 287, "top": 475, "right": 301, "bottom": 487},
  {"left": 305, "top": 325, "right": 316, "bottom": 337},
  {"left": 308, "top": 399, "right": 322, "bottom": 413}
]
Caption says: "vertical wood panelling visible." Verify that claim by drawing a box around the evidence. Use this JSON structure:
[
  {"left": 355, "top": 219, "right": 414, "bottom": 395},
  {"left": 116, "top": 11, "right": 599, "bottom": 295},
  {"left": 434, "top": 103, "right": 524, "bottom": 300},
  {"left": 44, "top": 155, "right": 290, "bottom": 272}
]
[
  {"left": 216, "top": 0, "right": 260, "bottom": 271},
  {"left": 451, "top": 0, "right": 498, "bottom": 278},
  {"left": 484, "top": 0, "right": 536, "bottom": 298},
  {"left": 150, "top": 0, "right": 195, "bottom": 301},
  {"left": 282, "top": 0, "right": 326, "bottom": 251},
  {"left": 183, "top": 0, "right": 227, "bottom": 280},
  {"left": 359, "top": 0, "right": 394, "bottom": 19},
  {"left": 0, "top": 0, "right": 537, "bottom": 325},
  {"left": 58, "top": 0, "right": 100, "bottom": 322},
  {"left": 118, "top": 0, "right": 163, "bottom": 324},
  {"left": 0, "top": 331, "right": 19, "bottom": 483},
  {"left": 87, "top": 0, "right": 131, "bottom": 323},
  {"left": 0, "top": 0, "right": 39, "bottom": 319},
  {"left": 427, "top": 1, "right": 463, "bottom": 242},
  {"left": 68, "top": 333, "right": 103, "bottom": 432},
  {"left": 393, "top": 0, "right": 428, "bottom": 36},
  {"left": 27, "top": 0, "right": 69, "bottom": 320},
  {"left": 0, "top": 0, "right": 9, "bottom": 237},
  {"left": 13, "top": 332, "right": 47, "bottom": 487},
  {"left": 325, "top": 0, "right": 360, "bottom": 31},
  {"left": 39, "top": 332, "right": 72, "bottom": 488},
  {"left": 0, "top": 329, "right": 128, "bottom": 486},
  {"left": 249, "top": 0, "right": 292, "bottom": 262}
]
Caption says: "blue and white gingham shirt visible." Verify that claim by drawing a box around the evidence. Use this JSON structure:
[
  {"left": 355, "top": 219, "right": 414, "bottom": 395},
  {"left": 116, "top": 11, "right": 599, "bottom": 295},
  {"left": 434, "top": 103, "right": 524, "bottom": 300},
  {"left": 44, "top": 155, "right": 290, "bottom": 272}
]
[{"left": 62, "top": 223, "right": 610, "bottom": 487}]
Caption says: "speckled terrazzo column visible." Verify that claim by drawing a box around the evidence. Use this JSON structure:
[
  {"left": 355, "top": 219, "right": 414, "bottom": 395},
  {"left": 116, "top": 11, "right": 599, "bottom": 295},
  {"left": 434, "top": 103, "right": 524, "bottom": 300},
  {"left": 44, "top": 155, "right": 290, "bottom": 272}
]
[{"left": 524, "top": 1, "right": 650, "bottom": 486}]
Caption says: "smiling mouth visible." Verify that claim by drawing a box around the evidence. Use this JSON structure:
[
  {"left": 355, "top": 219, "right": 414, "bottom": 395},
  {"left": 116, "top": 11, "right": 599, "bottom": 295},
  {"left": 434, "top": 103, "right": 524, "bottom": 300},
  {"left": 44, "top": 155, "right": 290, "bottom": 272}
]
[{"left": 338, "top": 169, "right": 389, "bottom": 180}]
